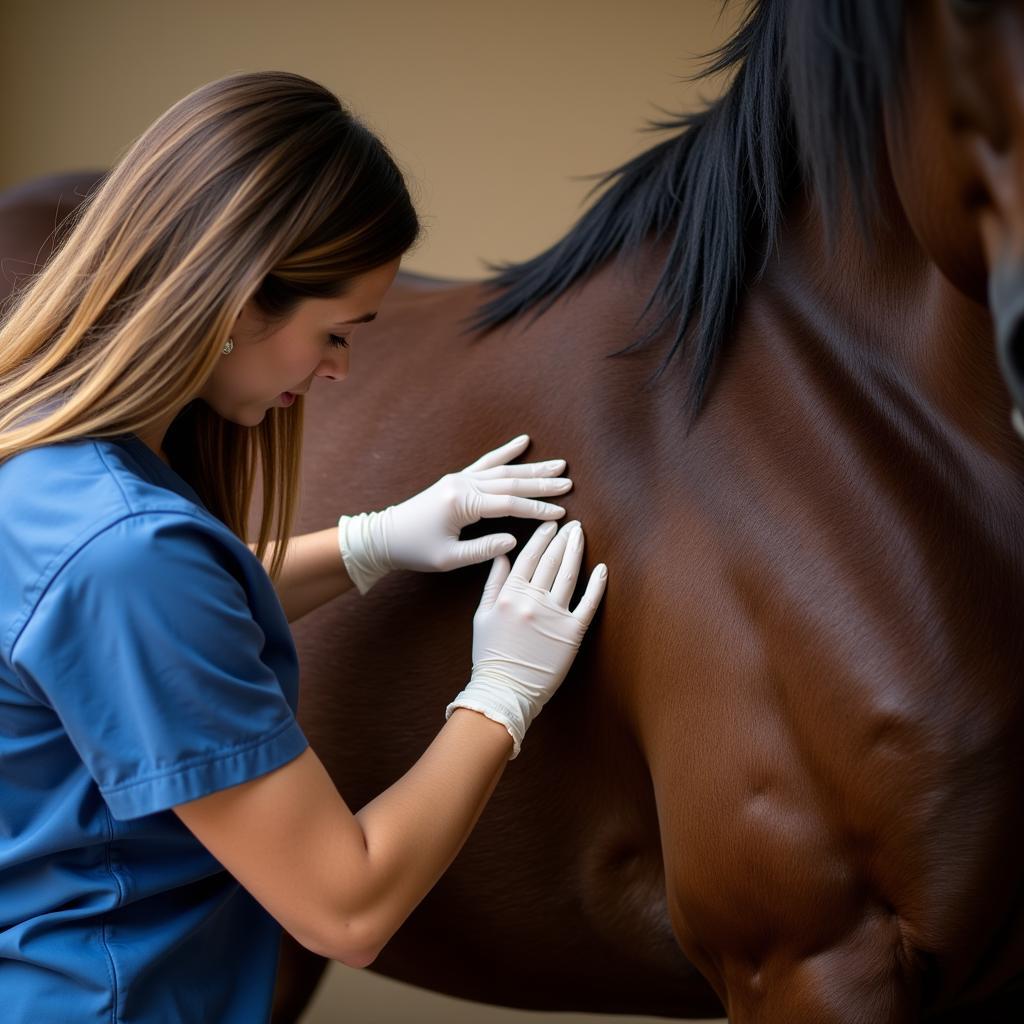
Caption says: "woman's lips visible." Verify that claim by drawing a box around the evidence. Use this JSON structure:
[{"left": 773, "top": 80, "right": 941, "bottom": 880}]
[{"left": 276, "top": 385, "right": 308, "bottom": 406}]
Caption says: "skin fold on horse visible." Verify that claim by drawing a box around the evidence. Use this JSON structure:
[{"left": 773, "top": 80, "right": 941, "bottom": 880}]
[{"left": 2, "top": 3, "right": 1024, "bottom": 1021}]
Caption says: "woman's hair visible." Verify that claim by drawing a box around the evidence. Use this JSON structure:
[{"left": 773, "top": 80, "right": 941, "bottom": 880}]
[{"left": 0, "top": 70, "right": 420, "bottom": 580}]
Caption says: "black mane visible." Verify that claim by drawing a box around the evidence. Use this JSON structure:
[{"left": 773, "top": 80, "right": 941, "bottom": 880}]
[{"left": 465, "top": 0, "right": 904, "bottom": 420}]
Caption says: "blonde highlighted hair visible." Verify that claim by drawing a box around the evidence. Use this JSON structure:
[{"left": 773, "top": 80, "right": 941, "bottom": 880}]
[{"left": 0, "top": 70, "right": 419, "bottom": 579}]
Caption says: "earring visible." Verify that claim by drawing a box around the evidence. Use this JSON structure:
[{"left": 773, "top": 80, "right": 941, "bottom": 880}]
[{"left": 222, "top": 337, "right": 234, "bottom": 355}]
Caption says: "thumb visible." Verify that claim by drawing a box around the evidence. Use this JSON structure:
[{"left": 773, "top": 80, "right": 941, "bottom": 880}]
[
  {"left": 477, "top": 553, "right": 512, "bottom": 611},
  {"left": 453, "top": 533, "right": 517, "bottom": 568}
]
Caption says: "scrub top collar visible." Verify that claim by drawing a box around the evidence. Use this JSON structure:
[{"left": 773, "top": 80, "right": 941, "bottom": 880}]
[{"left": 114, "top": 432, "right": 209, "bottom": 512}]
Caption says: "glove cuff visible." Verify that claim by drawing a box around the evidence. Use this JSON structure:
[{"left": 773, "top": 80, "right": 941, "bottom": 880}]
[
  {"left": 337, "top": 511, "right": 392, "bottom": 595},
  {"left": 445, "top": 676, "right": 534, "bottom": 759}
]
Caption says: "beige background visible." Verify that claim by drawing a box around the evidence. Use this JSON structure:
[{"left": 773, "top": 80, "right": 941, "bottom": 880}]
[{"left": 0, "top": 1, "right": 736, "bottom": 1020}]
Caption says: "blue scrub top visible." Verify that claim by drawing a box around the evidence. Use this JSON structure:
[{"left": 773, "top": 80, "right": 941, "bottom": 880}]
[{"left": 0, "top": 434, "right": 310, "bottom": 1023}]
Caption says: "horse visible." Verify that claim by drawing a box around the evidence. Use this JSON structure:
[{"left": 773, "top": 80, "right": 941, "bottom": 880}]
[{"left": 3, "top": 2, "right": 1024, "bottom": 1021}]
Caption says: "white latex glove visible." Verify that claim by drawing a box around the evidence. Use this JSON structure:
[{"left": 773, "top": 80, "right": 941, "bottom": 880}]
[
  {"left": 337, "top": 434, "right": 572, "bottom": 595},
  {"left": 445, "top": 518, "right": 608, "bottom": 758}
]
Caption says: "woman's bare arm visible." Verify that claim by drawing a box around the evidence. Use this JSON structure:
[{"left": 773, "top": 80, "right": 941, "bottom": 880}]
[
  {"left": 249, "top": 526, "right": 354, "bottom": 622},
  {"left": 172, "top": 707, "right": 513, "bottom": 967}
]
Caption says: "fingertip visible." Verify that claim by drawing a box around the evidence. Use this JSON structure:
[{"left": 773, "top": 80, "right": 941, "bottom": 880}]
[
  {"left": 479, "top": 553, "right": 512, "bottom": 609},
  {"left": 493, "top": 537, "right": 516, "bottom": 557}
]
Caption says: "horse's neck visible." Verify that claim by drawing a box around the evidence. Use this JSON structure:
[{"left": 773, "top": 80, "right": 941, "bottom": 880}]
[{"left": 762, "top": 181, "right": 1019, "bottom": 481}]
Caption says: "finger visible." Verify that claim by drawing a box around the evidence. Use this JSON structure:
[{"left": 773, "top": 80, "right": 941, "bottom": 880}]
[
  {"left": 571, "top": 564, "right": 608, "bottom": 627},
  {"left": 472, "top": 459, "right": 566, "bottom": 480},
  {"left": 477, "top": 554, "right": 512, "bottom": 611},
  {"left": 550, "top": 524, "right": 584, "bottom": 606},
  {"left": 461, "top": 434, "right": 530, "bottom": 472},
  {"left": 531, "top": 520, "right": 579, "bottom": 592},
  {"left": 474, "top": 476, "right": 572, "bottom": 498},
  {"left": 475, "top": 494, "right": 568, "bottom": 521},
  {"left": 508, "top": 520, "right": 558, "bottom": 581},
  {"left": 452, "top": 533, "right": 517, "bottom": 568}
]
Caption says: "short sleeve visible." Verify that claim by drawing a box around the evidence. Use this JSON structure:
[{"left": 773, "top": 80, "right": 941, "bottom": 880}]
[{"left": 10, "top": 513, "right": 308, "bottom": 820}]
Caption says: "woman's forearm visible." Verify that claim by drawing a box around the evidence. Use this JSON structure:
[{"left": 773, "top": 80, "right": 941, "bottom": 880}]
[
  {"left": 250, "top": 526, "right": 356, "bottom": 622},
  {"left": 350, "top": 707, "right": 513, "bottom": 953}
]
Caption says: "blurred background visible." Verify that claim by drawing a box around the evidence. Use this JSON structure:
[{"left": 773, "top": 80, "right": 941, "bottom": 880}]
[{"left": 0, "top": 1, "right": 736, "bottom": 1020}]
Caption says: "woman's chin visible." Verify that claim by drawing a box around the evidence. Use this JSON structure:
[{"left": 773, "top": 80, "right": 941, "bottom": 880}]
[{"left": 210, "top": 403, "right": 268, "bottom": 427}]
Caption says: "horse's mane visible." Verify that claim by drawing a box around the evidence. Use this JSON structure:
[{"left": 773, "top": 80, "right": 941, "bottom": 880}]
[{"left": 466, "top": 0, "right": 904, "bottom": 419}]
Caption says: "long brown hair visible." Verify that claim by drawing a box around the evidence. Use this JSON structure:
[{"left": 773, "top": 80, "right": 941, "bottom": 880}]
[{"left": 0, "top": 70, "right": 420, "bottom": 579}]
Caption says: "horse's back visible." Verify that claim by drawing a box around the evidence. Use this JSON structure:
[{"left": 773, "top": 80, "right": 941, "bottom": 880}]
[{"left": 0, "top": 171, "right": 104, "bottom": 306}]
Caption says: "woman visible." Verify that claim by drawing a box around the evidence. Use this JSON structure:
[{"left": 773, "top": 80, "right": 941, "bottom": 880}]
[{"left": 0, "top": 71, "right": 607, "bottom": 1022}]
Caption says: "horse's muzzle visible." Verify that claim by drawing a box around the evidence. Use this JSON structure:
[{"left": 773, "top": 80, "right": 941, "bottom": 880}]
[{"left": 988, "top": 261, "right": 1024, "bottom": 440}]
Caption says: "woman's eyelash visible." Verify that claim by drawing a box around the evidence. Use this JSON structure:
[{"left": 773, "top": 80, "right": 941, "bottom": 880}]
[{"left": 328, "top": 334, "right": 349, "bottom": 349}]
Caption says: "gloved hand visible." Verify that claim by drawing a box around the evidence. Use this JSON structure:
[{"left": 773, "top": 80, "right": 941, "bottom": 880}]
[
  {"left": 337, "top": 434, "right": 572, "bottom": 594},
  {"left": 445, "top": 518, "right": 608, "bottom": 758}
]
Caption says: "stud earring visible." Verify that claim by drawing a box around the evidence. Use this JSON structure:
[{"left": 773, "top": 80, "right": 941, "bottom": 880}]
[{"left": 222, "top": 337, "right": 234, "bottom": 355}]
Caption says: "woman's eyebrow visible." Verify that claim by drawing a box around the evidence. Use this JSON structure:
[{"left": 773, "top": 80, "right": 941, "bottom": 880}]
[{"left": 334, "top": 312, "right": 378, "bottom": 326}]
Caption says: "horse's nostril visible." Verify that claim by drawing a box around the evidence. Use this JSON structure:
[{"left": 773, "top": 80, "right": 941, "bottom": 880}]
[
  {"left": 988, "top": 262, "right": 1024, "bottom": 424},
  {"left": 1009, "top": 322, "right": 1024, "bottom": 376},
  {"left": 996, "top": 316, "right": 1024, "bottom": 424}
]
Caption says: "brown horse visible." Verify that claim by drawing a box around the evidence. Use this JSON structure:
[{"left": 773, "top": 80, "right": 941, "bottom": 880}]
[{"left": 4, "top": 2, "right": 1024, "bottom": 1021}]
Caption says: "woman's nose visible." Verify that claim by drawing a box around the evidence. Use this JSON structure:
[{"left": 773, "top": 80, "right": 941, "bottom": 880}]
[{"left": 317, "top": 347, "right": 349, "bottom": 382}]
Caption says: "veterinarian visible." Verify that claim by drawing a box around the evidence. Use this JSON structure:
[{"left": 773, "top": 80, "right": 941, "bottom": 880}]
[{"left": 0, "top": 71, "right": 607, "bottom": 1022}]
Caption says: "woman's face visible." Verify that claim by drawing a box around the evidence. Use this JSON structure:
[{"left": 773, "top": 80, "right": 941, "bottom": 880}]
[{"left": 200, "top": 257, "right": 401, "bottom": 426}]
